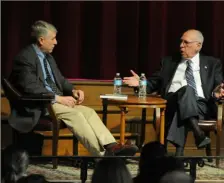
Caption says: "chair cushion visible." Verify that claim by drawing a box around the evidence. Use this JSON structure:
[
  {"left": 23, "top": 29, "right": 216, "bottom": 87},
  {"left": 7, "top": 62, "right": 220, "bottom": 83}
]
[
  {"left": 198, "top": 119, "right": 216, "bottom": 131},
  {"left": 199, "top": 119, "right": 216, "bottom": 123}
]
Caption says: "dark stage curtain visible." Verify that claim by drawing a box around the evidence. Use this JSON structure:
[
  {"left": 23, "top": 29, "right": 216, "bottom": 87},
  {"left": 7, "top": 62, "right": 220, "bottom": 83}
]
[{"left": 2, "top": 1, "right": 224, "bottom": 79}]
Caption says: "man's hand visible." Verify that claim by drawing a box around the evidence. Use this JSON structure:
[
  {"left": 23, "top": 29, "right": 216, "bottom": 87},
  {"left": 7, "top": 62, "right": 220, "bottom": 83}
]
[
  {"left": 56, "top": 96, "right": 76, "bottom": 108},
  {"left": 123, "top": 70, "right": 140, "bottom": 87},
  {"left": 213, "top": 83, "right": 224, "bottom": 99},
  {"left": 72, "top": 89, "right": 84, "bottom": 104}
]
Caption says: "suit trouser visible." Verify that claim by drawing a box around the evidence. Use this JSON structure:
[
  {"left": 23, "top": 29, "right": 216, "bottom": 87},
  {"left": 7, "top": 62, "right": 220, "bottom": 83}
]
[
  {"left": 52, "top": 103, "right": 116, "bottom": 156},
  {"left": 165, "top": 86, "right": 208, "bottom": 147}
]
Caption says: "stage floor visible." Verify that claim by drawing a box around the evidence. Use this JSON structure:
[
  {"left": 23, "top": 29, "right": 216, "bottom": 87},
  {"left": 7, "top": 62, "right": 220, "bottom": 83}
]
[{"left": 27, "top": 159, "right": 224, "bottom": 181}]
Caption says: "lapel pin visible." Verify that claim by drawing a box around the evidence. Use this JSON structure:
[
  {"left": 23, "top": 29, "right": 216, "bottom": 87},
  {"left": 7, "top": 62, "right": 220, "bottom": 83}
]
[{"left": 204, "top": 66, "right": 207, "bottom": 69}]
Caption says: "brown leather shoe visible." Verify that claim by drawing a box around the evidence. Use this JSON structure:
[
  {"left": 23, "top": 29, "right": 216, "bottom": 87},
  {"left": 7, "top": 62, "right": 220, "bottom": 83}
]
[{"left": 105, "top": 143, "right": 139, "bottom": 156}]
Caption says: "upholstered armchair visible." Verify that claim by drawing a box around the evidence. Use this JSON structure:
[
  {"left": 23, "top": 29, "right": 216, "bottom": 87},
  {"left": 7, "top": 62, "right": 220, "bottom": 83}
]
[{"left": 1, "top": 78, "right": 78, "bottom": 169}]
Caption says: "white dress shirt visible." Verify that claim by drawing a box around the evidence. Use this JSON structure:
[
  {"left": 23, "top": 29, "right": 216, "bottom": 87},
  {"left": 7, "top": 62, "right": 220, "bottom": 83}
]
[{"left": 168, "top": 53, "right": 205, "bottom": 98}]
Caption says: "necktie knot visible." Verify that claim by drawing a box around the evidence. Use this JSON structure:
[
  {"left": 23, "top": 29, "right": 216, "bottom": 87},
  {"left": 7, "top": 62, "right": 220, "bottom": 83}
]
[{"left": 186, "top": 59, "right": 192, "bottom": 66}]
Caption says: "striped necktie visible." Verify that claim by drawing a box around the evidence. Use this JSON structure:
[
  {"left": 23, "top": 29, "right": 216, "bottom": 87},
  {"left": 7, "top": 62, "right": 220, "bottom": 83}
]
[
  {"left": 185, "top": 60, "right": 198, "bottom": 97},
  {"left": 43, "top": 57, "right": 63, "bottom": 96}
]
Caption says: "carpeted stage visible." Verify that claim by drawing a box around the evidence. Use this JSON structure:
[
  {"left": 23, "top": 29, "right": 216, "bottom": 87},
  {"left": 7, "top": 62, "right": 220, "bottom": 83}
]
[{"left": 27, "top": 158, "right": 224, "bottom": 182}]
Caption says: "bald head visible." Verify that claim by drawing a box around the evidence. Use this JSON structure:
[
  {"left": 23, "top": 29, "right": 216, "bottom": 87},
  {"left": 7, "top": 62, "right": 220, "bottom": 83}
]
[
  {"left": 180, "top": 29, "right": 204, "bottom": 59},
  {"left": 183, "top": 29, "right": 204, "bottom": 45}
]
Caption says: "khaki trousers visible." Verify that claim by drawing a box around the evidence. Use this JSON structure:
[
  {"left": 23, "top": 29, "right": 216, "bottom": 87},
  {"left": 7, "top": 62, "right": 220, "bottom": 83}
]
[{"left": 52, "top": 103, "right": 116, "bottom": 156}]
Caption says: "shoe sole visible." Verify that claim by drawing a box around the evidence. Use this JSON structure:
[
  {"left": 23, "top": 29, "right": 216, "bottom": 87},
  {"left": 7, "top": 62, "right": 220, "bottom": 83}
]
[{"left": 115, "top": 147, "right": 138, "bottom": 156}]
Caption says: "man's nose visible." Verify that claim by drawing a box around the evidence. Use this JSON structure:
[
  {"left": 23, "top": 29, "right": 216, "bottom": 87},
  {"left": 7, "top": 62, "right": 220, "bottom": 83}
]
[{"left": 54, "top": 39, "right": 57, "bottom": 45}]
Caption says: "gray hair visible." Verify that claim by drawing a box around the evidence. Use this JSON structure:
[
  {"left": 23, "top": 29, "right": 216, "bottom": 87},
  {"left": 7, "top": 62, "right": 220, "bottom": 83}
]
[
  {"left": 195, "top": 30, "right": 204, "bottom": 52},
  {"left": 195, "top": 30, "right": 204, "bottom": 44},
  {"left": 31, "top": 20, "right": 57, "bottom": 43}
]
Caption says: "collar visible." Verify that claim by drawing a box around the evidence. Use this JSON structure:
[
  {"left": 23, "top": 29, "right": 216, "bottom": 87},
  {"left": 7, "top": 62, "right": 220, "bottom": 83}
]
[
  {"left": 32, "top": 44, "right": 46, "bottom": 59},
  {"left": 190, "top": 53, "right": 200, "bottom": 65},
  {"left": 181, "top": 53, "right": 200, "bottom": 66},
  {"left": 184, "top": 53, "right": 200, "bottom": 70}
]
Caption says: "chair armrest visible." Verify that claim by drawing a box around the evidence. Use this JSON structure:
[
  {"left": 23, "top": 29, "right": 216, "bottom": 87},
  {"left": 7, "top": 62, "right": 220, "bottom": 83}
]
[
  {"left": 1, "top": 88, "right": 5, "bottom": 97},
  {"left": 216, "top": 100, "right": 224, "bottom": 132},
  {"left": 218, "top": 98, "right": 224, "bottom": 103},
  {"left": 21, "top": 92, "right": 55, "bottom": 101}
]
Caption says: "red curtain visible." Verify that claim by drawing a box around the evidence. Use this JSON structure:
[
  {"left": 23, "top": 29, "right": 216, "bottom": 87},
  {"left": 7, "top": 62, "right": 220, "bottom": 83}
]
[{"left": 2, "top": 1, "right": 224, "bottom": 79}]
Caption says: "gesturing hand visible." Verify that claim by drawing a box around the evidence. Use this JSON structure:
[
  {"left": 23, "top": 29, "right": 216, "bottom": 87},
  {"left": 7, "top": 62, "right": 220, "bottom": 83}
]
[
  {"left": 213, "top": 83, "right": 224, "bottom": 99},
  {"left": 123, "top": 70, "right": 140, "bottom": 87}
]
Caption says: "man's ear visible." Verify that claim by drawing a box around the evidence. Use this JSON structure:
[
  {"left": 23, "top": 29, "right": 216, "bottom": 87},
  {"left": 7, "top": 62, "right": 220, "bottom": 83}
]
[
  {"left": 197, "top": 42, "right": 202, "bottom": 49},
  {"left": 196, "top": 42, "right": 202, "bottom": 52},
  {"left": 38, "top": 36, "right": 44, "bottom": 46}
]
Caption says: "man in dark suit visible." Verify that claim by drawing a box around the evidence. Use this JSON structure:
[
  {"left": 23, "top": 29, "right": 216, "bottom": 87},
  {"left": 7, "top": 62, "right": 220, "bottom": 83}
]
[
  {"left": 9, "top": 20, "right": 138, "bottom": 156},
  {"left": 123, "top": 29, "right": 224, "bottom": 155}
]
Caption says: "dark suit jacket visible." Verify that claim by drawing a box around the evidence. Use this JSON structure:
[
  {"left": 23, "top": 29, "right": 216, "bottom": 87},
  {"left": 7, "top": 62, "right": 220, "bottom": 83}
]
[
  {"left": 147, "top": 53, "right": 223, "bottom": 100},
  {"left": 8, "top": 45, "right": 74, "bottom": 132}
]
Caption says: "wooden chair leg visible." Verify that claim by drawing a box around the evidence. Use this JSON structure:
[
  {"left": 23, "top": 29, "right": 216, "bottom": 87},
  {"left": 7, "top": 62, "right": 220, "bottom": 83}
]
[
  {"left": 136, "top": 135, "right": 141, "bottom": 148},
  {"left": 48, "top": 105, "right": 60, "bottom": 169},
  {"left": 216, "top": 132, "right": 221, "bottom": 168},
  {"left": 72, "top": 136, "right": 79, "bottom": 167},
  {"left": 52, "top": 124, "right": 59, "bottom": 169},
  {"left": 140, "top": 108, "right": 147, "bottom": 147},
  {"left": 205, "top": 132, "right": 213, "bottom": 163},
  {"left": 73, "top": 136, "right": 79, "bottom": 156}
]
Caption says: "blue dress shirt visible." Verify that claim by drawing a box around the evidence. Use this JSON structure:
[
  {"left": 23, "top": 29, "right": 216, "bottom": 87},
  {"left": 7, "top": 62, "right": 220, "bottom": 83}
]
[{"left": 32, "top": 44, "right": 57, "bottom": 103}]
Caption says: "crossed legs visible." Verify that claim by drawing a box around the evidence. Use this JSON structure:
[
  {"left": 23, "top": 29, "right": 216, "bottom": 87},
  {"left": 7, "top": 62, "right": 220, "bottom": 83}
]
[{"left": 165, "top": 86, "right": 211, "bottom": 156}]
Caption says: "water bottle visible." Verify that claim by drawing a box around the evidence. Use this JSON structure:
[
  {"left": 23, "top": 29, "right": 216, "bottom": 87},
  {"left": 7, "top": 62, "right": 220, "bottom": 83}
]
[
  {"left": 139, "top": 73, "right": 147, "bottom": 98},
  {"left": 113, "top": 73, "right": 122, "bottom": 95}
]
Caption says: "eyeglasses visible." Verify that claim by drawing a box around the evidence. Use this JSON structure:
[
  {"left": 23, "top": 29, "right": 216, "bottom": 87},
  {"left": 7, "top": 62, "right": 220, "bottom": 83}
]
[{"left": 180, "top": 39, "right": 200, "bottom": 46}]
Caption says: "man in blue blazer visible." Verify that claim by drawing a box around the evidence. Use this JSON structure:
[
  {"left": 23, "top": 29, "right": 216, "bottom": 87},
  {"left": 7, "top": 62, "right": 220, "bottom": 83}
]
[{"left": 9, "top": 20, "right": 138, "bottom": 156}]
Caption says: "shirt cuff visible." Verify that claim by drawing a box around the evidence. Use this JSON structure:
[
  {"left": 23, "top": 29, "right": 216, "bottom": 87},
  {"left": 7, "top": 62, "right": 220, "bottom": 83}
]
[{"left": 211, "top": 92, "right": 219, "bottom": 100}]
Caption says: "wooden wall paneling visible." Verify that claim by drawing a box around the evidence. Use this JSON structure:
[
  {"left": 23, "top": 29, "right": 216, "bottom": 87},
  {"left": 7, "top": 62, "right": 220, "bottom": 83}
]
[{"left": 1, "top": 80, "right": 224, "bottom": 156}]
